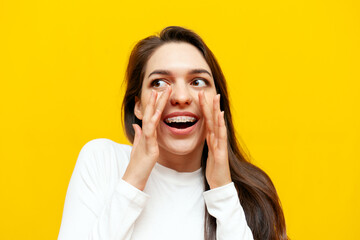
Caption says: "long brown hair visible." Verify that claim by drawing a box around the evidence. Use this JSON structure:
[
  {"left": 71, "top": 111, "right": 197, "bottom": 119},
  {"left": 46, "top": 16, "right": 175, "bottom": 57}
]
[{"left": 122, "top": 26, "right": 289, "bottom": 240}]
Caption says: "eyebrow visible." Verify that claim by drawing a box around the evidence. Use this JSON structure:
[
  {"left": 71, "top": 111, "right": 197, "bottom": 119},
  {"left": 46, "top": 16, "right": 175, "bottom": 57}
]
[{"left": 148, "top": 69, "right": 212, "bottom": 78}]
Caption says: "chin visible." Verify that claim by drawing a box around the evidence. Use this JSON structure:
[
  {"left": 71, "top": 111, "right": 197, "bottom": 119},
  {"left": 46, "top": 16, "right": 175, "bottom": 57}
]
[{"left": 158, "top": 137, "right": 205, "bottom": 156}]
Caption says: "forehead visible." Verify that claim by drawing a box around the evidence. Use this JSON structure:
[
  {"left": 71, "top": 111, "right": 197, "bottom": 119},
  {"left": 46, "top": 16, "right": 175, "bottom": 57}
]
[{"left": 144, "top": 42, "right": 212, "bottom": 77}]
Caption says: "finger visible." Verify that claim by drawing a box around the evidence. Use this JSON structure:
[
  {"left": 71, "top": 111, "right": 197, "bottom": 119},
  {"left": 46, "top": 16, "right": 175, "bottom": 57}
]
[
  {"left": 155, "top": 85, "right": 172, "bottom": 112},
  {"left": 206, "top": 132, "right": 215, "bottom": 165},
  {"left": 143, "top": 90, "right": 157, "bottom": 123},
  {"left": 209, "top": 132, "right": 217, "bottom": 152},
  {"left": 142, "top": 90, "right": 158, "bottom": 137},
  {"left": 199, "top": 91, "right": 214, "bottom": 133},
  {"left": 213, "top": 94, "right": 220, "bottom": 140},
  {"left": 132, "top": 123, "right": 142, "bottom": 147},
  {"left": 151, "top": 86, "right": 172, "bottom": 124},
  {"left": 206, "top": 131, "right": 211, "bottom": 149},
  {"left": 217, "top": 111, "right": 227, "bottom": 150}
]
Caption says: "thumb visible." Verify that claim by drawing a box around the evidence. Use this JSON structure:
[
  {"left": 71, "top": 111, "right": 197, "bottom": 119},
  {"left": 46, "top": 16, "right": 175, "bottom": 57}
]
[{"left": 132, "top": 124, "right": 142, "bottom": 148}]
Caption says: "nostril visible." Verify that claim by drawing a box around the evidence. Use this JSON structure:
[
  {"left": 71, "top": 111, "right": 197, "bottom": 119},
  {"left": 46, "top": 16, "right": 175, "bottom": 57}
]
[
  {"left": 169, "top": 88, "right": 193, "bottom": 105},
  {"left": 170, "top": 96, "right": 192, "bottom": 105}
]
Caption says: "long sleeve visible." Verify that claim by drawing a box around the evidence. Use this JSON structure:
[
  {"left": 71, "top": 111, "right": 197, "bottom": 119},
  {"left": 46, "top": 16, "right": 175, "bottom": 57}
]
[
  {"left": 203, "top": 182, "right": 254, "bottom": 240},
  {"left": 58, "top": 139, "right": 149, "bottom": 240}
]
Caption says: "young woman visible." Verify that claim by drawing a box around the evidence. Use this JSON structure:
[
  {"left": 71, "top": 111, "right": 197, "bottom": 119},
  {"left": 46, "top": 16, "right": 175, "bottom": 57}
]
[{"left": 58, "top": 26, "right": 288, "bottom": 240}]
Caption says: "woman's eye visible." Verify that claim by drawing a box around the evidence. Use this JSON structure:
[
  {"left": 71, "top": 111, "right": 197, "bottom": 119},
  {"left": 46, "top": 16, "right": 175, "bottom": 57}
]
[
  {"left": 151, "top": 79, "right": 168, "bottom": 88},
  {"left": 192, "top": 79, "right": 207, "bottom": 87}
]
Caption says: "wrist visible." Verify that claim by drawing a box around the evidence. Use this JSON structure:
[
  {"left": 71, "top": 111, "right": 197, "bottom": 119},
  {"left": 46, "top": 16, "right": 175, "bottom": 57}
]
[
  {"left": 122, "top": 171, "right": 147, "bottom": 191},
  {"left": 209, "top": 179, "right": 232, "bottom": 190}
]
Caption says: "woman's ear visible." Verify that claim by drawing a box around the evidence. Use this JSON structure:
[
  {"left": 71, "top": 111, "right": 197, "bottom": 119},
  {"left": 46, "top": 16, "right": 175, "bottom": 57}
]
[{"left": 134, "top": 96, "right": 143, "bottom": 120}]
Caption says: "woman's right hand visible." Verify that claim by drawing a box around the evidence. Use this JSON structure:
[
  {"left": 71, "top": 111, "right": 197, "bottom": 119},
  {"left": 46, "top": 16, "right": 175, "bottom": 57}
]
[{"left": 122, "top": 86, "right": 171, "bottom": 191}]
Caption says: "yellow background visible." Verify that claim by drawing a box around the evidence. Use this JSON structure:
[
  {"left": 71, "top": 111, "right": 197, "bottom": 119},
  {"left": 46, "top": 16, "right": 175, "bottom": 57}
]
[{"left": 1, "top": 0, "right": 359, "bottom": 239}]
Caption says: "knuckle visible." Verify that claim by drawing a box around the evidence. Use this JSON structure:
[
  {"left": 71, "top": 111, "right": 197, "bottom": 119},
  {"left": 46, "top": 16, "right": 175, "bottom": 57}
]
[
  {"left": 142, "top": 129, "right": 153, "bottom": 139},
  {"left": 144, "top": 134, "right": 152, "bottom": 141}
]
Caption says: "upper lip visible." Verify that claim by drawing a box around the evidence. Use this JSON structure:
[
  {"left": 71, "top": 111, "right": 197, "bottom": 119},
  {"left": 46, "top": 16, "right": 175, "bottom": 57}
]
[{"left": 163, "top": 111, "right": 200, "bottom": 120}]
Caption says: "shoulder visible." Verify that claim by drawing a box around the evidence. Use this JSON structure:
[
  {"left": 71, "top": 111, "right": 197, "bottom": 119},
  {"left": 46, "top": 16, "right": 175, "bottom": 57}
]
[
  {"left": 80, "top": 138, "right": 132, "bottom": 156},
  {"left": 72, "top": 139, "right": 133, "bottom": 198},
  {"left": 76, "top": 138, "right": 132, "bottom": 172}
]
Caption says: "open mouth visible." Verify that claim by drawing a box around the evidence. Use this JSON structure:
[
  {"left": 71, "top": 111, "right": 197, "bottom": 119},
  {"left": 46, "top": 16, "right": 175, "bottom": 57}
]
[{"left": 164, "top": 116, "right": 198, "bottom": 129}]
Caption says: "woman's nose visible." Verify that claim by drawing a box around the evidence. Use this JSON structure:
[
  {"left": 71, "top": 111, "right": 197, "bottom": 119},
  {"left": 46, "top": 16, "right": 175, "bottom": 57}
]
[{"left": 169, "top": 84, "right": 192, "bottom": 106}]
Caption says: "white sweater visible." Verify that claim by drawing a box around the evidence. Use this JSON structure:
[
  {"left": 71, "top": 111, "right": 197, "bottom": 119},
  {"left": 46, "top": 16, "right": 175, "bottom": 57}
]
[{"left": 58, "top": 138, "right": 254, "bottom": 240}]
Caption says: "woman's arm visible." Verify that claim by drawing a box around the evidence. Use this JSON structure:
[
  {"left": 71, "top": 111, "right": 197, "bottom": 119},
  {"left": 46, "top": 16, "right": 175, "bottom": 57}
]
[
  {"left": 58, "top": 139, "right": 149, "bottom": 240},
  {"left": 199, "top": 92, "right": 254, "bottom": 239},
  {"left": 59, "top": 88, "right": 171, "bottom": 240},
  {"left": 204, "top": 183, "right": 254, "bottom": 240},
  {"left": 122, "top": 87, "right": 171, "bottom": 191}
]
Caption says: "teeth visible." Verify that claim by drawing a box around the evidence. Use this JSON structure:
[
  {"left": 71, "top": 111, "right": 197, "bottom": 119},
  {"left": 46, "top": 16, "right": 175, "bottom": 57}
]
[{"left": 165, "top": 116, "right": 196, "bottom": 123}]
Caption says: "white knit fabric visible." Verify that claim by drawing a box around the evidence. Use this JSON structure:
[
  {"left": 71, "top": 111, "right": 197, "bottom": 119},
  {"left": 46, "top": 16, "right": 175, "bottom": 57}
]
[{"left": 58, "top": 138, "right": 253, "bottom": 240}]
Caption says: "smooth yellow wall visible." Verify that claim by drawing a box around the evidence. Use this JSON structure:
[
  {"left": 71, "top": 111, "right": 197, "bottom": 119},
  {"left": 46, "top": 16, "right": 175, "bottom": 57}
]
[{"left": 1, "top": 0, "right": 359, "bottom": 239}]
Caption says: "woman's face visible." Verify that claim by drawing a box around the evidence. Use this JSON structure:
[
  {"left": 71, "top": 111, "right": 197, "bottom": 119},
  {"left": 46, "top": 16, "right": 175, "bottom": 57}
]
[{"left": 135, "top": 42, "right": 217, "bottom": 157}]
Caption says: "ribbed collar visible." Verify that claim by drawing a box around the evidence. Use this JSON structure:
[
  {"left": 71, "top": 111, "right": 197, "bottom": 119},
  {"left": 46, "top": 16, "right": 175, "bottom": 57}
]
[{"left": 152, "top": 162, "right": 204, "bottom": 186}]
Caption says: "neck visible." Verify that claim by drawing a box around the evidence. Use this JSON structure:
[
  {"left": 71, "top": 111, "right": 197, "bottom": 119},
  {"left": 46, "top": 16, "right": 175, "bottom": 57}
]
[{"left": 157, "top": 143, "right": 204, "bottom": 172}]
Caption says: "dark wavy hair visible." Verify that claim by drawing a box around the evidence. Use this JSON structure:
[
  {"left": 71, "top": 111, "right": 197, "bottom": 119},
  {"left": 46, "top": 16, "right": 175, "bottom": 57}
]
[{"left": 122, "top": 26, "right": 289, "bottom": 240}]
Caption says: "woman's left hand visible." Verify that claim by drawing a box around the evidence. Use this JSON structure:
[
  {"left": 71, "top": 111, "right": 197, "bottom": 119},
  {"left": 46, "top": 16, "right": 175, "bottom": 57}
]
[{"left": 199, "top": 91, "right": 232, "bottom": 189}]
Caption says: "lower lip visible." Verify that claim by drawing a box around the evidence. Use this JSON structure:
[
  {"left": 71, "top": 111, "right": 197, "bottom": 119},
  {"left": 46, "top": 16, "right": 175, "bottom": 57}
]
[{"left": 163, "top": 121, "right": 199, "bottom": 135}]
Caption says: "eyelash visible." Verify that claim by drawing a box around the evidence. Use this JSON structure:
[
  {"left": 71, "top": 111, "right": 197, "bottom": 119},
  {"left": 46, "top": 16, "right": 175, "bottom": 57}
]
[
  {"left": 150, "top": 79, "right": 169, "bottom": 88},
  {"left": 150, "top": 78, "right": 209, "bottom": 88},
  {"left": 191, "top": 78, "right": 209, "bottom": 87}
]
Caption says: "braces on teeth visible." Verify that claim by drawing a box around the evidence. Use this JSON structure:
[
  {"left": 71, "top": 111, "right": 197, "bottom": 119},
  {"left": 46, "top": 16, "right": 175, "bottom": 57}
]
[{"left": 165, "top": 116, "right": 196, "bottom": 123}]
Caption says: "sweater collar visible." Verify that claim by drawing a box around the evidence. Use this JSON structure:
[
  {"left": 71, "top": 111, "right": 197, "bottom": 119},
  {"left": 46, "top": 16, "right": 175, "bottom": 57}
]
[{"left": 153, "top": 162, "right": 203, "bottom": 185}]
